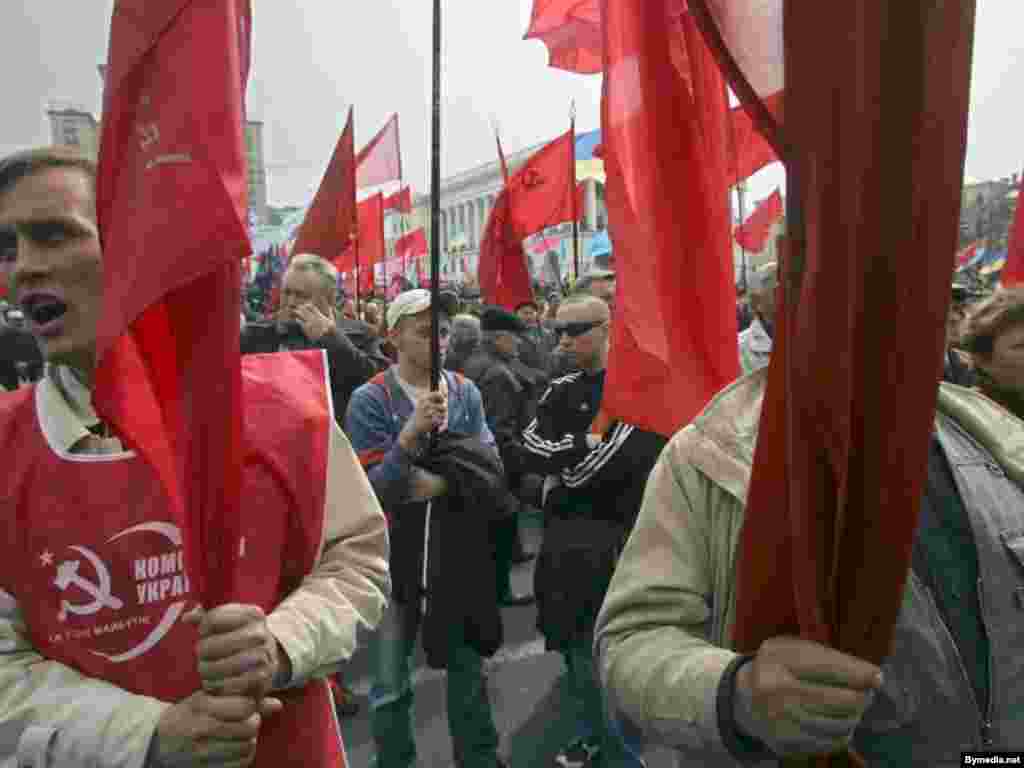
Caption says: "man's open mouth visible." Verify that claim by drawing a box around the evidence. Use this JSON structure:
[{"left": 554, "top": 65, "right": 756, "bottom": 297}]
[{"left": 22, "top": 296, "right": 69, "bottom": 327}]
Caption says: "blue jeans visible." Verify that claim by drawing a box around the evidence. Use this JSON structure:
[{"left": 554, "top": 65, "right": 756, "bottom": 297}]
[
  {"left": 563, "top": 633, "right": 646, "bottom": 767},
  {"left": 368, "top": 598, "right": 500, "bottom": 768}
]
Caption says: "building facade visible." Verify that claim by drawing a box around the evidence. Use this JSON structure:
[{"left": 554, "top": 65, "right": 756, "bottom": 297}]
[
  {"left": 244, "top": 121, "right": 269, "bottom": 226},
  {"left": 45, "top": 65, "right": 270, "bottom": 227},
  {"left": 46, "top": 106, "right": 100, "bottom": 160}
]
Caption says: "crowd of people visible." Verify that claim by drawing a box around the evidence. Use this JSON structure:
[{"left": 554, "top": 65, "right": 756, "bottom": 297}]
[{"left": 0, "top": 143, "right": 1022, "bottom": 768}]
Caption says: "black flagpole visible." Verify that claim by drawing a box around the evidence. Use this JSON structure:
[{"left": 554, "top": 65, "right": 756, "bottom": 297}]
[
  {"left": 429, "top": 0, "right": 442, "bottom": 391},
  {"left": 570, "top": 101, "right": 580, "bottom": 283}
]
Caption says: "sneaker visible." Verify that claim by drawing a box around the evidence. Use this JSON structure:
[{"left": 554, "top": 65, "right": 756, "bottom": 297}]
[{"left": 554, "top": 739, "right": 601, "bottom": 768}]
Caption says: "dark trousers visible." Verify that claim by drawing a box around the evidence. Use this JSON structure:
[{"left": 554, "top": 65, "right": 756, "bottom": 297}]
[{"left": 368, "top": 598, "right": 500, "bottom": 768}]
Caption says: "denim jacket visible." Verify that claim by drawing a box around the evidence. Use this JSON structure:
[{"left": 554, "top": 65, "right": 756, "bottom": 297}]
[{"left": 345, "top": 367, "right": 496, "bottom": 508}]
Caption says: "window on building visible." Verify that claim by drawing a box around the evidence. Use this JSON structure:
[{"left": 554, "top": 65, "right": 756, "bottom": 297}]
[{"left": 62, "top": 124, "right": 80, "bottom": 146}]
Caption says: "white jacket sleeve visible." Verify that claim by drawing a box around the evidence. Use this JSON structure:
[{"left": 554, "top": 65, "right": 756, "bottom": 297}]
[
  {"left": 0, "top": 589, "right": 169, "bottom": 768},
  {"left": 266, "top": 422, "right": 391, "bottom": 686},
  {"left": 594, "top": 436, "right": 750, "bottom": 765}
]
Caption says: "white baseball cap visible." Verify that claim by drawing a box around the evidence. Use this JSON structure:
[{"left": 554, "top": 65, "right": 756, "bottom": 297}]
[{"left": 386, "top": 289, "right": 459, "bottom": 330}]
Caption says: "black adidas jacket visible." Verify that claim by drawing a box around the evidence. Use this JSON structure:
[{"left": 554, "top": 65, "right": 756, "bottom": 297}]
[{"left": 518, "top": 368, "right": 666, "bottom": 528}]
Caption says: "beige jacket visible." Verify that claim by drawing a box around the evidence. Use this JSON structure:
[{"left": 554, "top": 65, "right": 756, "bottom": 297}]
[
  {"left": 0, "top": 364, "right": 390, "bottom": 768},
  {"left": 594, "top": 367, "right": 1024, "bottom": 765}
]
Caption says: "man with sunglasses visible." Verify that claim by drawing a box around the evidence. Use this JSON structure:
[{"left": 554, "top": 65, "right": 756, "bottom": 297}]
[{"left": 519, "top": 295, "right": 666, "bottom": 768}]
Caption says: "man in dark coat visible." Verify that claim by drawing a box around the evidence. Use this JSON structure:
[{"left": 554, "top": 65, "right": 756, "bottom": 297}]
[
  {"left": 464, "top": 307, "right": 538, "bottom": 606},
  {"left": 241, "top": 253, "right": 390, "bottom": 427}
]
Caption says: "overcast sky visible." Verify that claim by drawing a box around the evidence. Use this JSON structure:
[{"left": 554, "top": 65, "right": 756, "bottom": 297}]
[{"left": 2, "top": 2, "right": 1020, "bottom": 208}]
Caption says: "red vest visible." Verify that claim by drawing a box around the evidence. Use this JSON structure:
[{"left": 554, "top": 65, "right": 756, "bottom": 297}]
[{"left": 0, "top": 351, "right": 346, "bottom": 768}]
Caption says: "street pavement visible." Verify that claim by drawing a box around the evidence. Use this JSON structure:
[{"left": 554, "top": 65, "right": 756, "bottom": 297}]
[{"left": 337, "top": 513, "right": 678, "bottom": 768}]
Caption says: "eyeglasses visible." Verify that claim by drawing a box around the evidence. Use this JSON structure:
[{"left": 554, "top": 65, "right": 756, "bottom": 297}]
[{"left": 553, "top": 320, "right": 606, "bottom": 339}]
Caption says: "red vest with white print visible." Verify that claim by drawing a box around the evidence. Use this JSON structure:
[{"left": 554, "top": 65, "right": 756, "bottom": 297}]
[{"left": 0, "top": 351, "right": 346, "bottom": 768}]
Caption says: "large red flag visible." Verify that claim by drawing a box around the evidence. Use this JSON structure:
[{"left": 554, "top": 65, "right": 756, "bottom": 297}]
[
  {"left": 734, "top": 188, "right": 783, "bottom": 252},
  {"left": 717, "top": 8, "right": 976, "bottom": 759},
  {"left": 93, "top": 0, "right": 252, "bottom": 605},
  {"left": 356, "top": 113, "right": 402, "bottom": 189},
  {"left": 599, "top": 0, "right": 739, "bottom": 438},
  {"left": 507, "top": 130, "right": 577, "bottom": 240},
  {"left": 524, "top": 0, "right": 602, "bottom": 75},
  {"left": 1000, "top": 175, "right": 1024, "bottom": 285},
  {"left": 292, "top": 109, "right": 357, "bottom": 262}
]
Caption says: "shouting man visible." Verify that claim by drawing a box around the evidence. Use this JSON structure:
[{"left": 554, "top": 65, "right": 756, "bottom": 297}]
[{"left": 0, "top": 146, "right": 390, "bottom": 767}]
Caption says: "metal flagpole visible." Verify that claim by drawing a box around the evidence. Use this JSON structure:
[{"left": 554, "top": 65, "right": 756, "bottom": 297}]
[
  {"left": 737, "top": 183, "right": 748, "bottom": 290},
  {"left": 354, "top": 235, "right": 361, "bottom": 318},
  {"left": 571, "top": 101, "right": 580, "bottom": 282},
  {"left": 429, "top": 0, "right": 442, "bottom": 392}
]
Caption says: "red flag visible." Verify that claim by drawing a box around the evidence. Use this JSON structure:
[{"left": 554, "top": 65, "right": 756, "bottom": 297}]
[
  {"left": 93, "top": 0, "right": 252, "bottom": 605},
  {"left": 1000, "top": 177, "right": 1024, "bottom": 285},
  {"left": 689, "top": 0, "right": 785, "bottom": 151},
  {"left": 356, "top": 113, "right": 401, "bottom": 189},
  {"left": 507, "top": 130, "right": 577, "bottom": 240},
  {"left": 727, "top": 6, "right": 975, "bottom": 749},
  {"left": 336, "top": 194, "right": 385, "bottom": 271},
  {"left": 479, "top": 135, "right": 534, "bottom": 310},
  {"left": 734, "top": 188, "right": 783, "bottom": 252},
  {"left": 524, "top": 0, "right": 602, "bottom": 74},
  {"left": 600, "top": 0, "right": 739, "bottom": 438},
  {"left": 358, "top": 262, "right": 374, "bottom": 296},
  {"left": 292, "top": 109, "right": 357, "bottom": 262},
  {"left": 395, "top": 228, "right": 428, "bottom": 263},
  {"left": 727, "top": 104, "right": 777, "bottom": 186},
  {"left": 479, "top": 189, "right": 534, "bottom": 310},
  {"left": 382, "top": 185, "right": 412, "bottom": 214}
]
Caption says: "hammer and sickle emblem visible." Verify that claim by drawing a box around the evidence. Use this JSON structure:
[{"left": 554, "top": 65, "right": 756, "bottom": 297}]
[
  {"left": 522, "top": 170, "right": 545, "bottom": 190},
  {"left": 54, "top": 546, "right": 123, "bottom": 622}
]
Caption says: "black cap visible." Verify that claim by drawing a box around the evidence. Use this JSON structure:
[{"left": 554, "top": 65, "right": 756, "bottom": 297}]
[{"left": 481, "top": 306, "right": 528, "bottom": 334}]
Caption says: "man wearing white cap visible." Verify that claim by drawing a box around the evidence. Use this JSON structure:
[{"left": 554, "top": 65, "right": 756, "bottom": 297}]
[{"left": 345, "top": 289, "right": 507, "bottom": 768}]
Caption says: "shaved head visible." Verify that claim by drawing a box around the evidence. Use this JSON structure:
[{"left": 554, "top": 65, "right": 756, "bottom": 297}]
[
  {"left": 558, "top": 294, "right": 611, "bottom": 324},
  {"left": 555, "top": 295, "right": 611, "bottom": 372}
]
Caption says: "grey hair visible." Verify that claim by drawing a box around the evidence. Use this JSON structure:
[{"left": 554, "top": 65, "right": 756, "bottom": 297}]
[
  {"left": 749, "top": 261, "right": 779, "bottom": 296},
  {"left": 451, "top": 313, "right": 482, "bottom": 343},
  {"left": 286, "top": 253, "right": 339, "bottom": 304}
]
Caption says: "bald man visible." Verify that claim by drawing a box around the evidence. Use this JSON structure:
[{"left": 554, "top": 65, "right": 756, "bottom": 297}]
[{"left": 517, "top": 295, "right": 665, "bottom": 768}]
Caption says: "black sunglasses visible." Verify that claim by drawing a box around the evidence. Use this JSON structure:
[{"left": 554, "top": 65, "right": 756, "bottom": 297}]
[{"left": 553, "top": 320, "right": 606, "bottom": 338}]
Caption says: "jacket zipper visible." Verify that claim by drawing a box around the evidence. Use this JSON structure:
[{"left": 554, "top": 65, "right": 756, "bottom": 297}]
[
  {"left": 916, "top": 576, "right": 988, "bottom": 747},
  {"left": 977, "top": 575, "right": 995, "bottom": 748}
]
